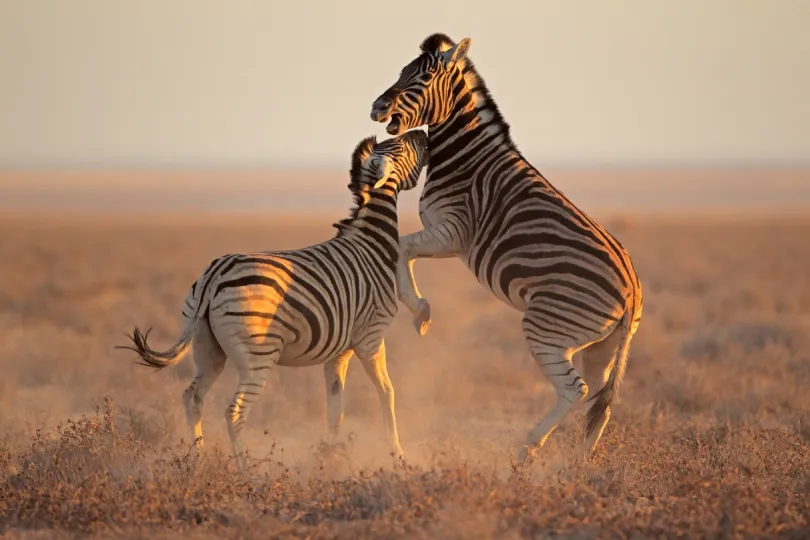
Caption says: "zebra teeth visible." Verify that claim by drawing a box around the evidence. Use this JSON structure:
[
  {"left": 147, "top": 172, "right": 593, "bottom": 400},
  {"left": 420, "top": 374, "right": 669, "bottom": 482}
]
[{"left": 386, "top": 114, "right": 402, "bottom": 135}]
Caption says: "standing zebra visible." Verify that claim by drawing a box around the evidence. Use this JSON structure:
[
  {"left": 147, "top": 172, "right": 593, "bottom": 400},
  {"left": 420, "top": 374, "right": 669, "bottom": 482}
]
[
  {"left": 118, "top": 130, "right": 429, "bottom": 468},
  {"left": 369, "top": 34, "right": 643, "bottom": 459}
]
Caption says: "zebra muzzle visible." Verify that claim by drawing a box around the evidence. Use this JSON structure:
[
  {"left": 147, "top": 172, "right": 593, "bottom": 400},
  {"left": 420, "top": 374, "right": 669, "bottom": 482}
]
[{"left": 370, "top": 93, "right": 397, "bottom": 122}]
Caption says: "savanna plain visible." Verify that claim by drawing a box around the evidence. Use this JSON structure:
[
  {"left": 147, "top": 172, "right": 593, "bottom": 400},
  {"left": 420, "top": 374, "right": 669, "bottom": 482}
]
[{"left": 0, "top": 208, "right": 809, "bottom": 539}]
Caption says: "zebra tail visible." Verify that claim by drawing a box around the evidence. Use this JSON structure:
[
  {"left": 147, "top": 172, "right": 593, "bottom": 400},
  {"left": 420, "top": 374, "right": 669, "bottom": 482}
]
[
  {"left": 117, "top": 284, "right": 208, "bottom": 370},
  {"left": 584, "top": 294, "right": 637, "bottom": 437}
]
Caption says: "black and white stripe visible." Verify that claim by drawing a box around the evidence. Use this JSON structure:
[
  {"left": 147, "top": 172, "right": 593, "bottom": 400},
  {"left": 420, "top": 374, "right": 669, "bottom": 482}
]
[
  {"left": 370, "top": 34, "right": 643, "bottom": 459},
  {"left": 118, "top": 130, "right": 429, "bottom": 467}
]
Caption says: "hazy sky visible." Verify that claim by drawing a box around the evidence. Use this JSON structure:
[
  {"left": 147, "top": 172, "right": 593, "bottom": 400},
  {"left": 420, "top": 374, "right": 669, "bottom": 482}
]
[{"left": 1, "top": 0, "right": 808, "bottom": 169}]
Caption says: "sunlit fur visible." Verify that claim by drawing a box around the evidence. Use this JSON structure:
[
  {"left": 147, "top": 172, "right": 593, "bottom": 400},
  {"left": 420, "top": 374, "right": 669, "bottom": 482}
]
[
  {"left": 370, "top": 33, "right": 643, "bottom": 459},
  {"left": 118, "top": 130, "right": 429, "bottom": 469}
]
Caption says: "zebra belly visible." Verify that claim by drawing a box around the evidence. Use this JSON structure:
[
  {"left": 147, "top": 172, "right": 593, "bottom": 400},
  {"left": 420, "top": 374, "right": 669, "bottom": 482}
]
[
  {"left": 276, "top": 342, "right": 352, "bottom": 368},
  {"left": 461, "top": 253, "right": 530, "bottom": 313},
  {"left": 274, "top": 320, "right": 354, "bottom": 367},
  {"left": 417, "top": 200, "right": 526, "bottom": 310},
  {"left": 418, "top": 199, "right": 448, "bottom": 229}
]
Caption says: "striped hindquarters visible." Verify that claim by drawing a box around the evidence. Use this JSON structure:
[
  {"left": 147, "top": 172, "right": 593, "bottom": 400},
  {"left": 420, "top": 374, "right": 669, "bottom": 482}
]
[{"left": 463, "top": 157, "right": 641, "bottom": 339}]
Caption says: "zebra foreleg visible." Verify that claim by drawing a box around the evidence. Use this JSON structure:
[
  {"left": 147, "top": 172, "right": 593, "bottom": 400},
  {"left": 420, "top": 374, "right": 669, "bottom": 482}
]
[
  {"left": 355, "top": 339, "right": 404, "bottom": 460},
  {"left": 397, "top": 222, "right": 464, "bottom": 335},
  {"left": 323, "top": 351, "right": 354, "bottom": 448}
]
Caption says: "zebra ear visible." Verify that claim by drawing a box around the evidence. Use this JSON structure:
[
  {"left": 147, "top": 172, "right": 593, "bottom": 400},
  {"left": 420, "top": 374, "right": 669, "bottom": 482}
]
[
  {"left": 372, "top": 156, "right": 394, "bottom": 189},
  {"left": 442, "top": 37, "right": 471, "bottom": 67}
]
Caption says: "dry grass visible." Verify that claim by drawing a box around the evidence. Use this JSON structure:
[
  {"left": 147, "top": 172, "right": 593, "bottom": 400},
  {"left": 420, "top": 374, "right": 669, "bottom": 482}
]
[{"left": 1, "top": 211, "right": 809, "bottom": 538}]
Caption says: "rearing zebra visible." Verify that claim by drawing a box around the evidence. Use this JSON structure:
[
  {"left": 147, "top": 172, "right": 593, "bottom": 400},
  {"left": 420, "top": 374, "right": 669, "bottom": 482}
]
[
  {"left": 369, "top": 34, "right": 643, "bottom": 459},
  {"left": 117, "top": 130, "right": 429, "bottom": 468}
]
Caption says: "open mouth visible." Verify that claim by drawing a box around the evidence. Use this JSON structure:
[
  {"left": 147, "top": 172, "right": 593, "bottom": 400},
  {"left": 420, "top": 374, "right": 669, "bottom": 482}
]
[{"left": 379, "top": 113, "right": 403, "bottom": 135}]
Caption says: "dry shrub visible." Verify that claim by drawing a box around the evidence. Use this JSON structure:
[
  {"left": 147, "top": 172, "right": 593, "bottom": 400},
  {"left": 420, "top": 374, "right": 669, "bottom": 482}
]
[{"left": 1, "top": 398, "right": 808, "bottom": 538}]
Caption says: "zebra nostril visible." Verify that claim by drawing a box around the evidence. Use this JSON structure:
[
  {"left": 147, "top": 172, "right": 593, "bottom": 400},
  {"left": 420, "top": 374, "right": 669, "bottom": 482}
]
[{"left": 371, "top": 99, "right": 393, "bottom": 121}]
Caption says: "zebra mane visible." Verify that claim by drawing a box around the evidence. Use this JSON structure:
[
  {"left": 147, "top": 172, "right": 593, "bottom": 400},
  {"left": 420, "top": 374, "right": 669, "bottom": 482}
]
[
  {"left": 420, "top": 33, "right": 517, "bottom": 153},
  {"left": 420, "top": 33, "right": 456, "bottom": 54},
  {"left": 334, "top": 135, "right": 377, "bottom": 234}
]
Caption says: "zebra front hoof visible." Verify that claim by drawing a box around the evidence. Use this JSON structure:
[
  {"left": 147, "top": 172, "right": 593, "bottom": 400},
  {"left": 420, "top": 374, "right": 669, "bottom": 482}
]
[{"left": 414, "top": 299, "right": 432, "bottom": 336}]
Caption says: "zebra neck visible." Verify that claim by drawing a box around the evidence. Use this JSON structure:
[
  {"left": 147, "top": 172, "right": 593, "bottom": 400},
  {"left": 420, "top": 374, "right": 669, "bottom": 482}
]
[
  {"left": 334, "top": 191, "right": 400, "bottom": 262},
  {"left": 428, "top": 69, "right": 515, "bottom": 174}
]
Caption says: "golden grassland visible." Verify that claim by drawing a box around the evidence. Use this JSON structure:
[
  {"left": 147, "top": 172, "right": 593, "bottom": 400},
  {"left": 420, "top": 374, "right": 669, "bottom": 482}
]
[{"left": 0, "top": 211, "right": 809, "bottom": 538}]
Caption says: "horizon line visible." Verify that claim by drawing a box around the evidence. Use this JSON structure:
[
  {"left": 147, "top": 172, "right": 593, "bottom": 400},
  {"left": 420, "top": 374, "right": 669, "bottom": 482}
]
[{"left": 3, "top": 162, "right": 810, "bottom": 174}]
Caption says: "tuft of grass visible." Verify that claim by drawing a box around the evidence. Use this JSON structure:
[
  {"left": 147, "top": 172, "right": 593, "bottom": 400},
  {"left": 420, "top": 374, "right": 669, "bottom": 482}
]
[{"left": 1, "top": 397, "right": 808, "bottom": 538}]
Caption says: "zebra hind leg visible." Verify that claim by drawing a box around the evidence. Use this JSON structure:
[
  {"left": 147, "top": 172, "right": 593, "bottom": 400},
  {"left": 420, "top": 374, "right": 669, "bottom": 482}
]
[
  {"left": 223, "top": 346, "right": 279, "bottom": 474},
  {"left": 182, "top": 317, "right": 227, "bottom": 469},
  {"left": 517, "top": 311, "right": 589, "bottom": 464}
]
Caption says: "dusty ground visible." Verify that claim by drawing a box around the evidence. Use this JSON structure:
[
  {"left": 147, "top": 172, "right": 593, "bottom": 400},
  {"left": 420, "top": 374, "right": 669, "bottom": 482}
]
[{"left": 0, "top": 210, "right": 809, "bottom": 538}]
